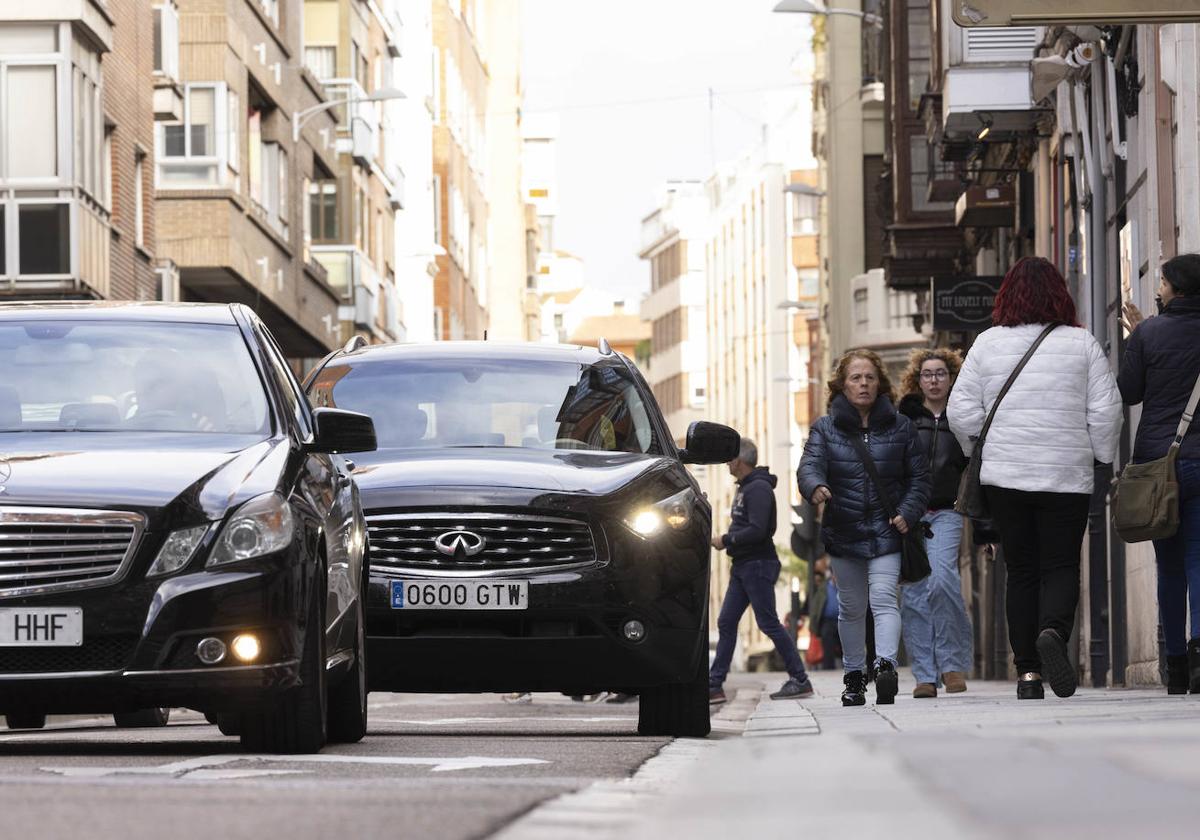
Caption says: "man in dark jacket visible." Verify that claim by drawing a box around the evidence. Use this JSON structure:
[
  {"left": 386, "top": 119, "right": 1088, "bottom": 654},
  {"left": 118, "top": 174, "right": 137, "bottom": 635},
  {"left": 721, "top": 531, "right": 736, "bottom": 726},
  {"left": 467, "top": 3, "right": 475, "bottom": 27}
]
[
  {"left": 1118, "top": 253, "right": 1200, "bottom": 693},
  {"left": 708, "top": 439, "right": 814, "bottom": 704}
]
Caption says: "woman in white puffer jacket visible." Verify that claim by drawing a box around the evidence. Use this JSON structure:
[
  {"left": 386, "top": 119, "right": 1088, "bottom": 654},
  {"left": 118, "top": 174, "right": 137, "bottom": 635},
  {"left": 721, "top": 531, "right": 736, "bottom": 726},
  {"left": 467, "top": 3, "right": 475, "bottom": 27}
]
[{"left": 949, "top": 257, "right": 1122, "bottom": 701}]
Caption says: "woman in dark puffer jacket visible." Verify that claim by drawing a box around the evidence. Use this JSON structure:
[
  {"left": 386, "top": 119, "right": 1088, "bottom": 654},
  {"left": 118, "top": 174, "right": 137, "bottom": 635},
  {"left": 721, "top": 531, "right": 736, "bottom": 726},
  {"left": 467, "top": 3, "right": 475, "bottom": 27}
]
[{"left": 798, "top": 349, "right": 930, "bottom": 706}]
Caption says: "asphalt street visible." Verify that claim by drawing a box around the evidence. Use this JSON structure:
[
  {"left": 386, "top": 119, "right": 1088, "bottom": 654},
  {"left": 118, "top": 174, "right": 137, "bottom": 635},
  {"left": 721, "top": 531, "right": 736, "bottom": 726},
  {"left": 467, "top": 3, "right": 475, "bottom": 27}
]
[{"left": 0, "top": 688, "right": 755, "bottom": 840}]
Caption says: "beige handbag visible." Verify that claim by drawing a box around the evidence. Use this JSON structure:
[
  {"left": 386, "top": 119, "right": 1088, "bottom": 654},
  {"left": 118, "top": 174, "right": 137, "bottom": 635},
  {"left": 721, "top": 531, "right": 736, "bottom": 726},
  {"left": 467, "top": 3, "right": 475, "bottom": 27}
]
[{"left": 1112, "top": 370, "right": 1200, "bottom": 543}]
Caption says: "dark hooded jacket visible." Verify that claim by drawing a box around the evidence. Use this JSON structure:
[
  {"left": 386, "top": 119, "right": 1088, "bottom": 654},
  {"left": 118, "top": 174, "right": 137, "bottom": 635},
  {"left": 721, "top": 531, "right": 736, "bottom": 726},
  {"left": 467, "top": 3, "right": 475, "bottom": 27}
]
[
  {"left": 899, "top": 393, "right": 967, "bottom": 510},
  {"left": 1118, "top": 295, "right": 1200, "bottom": 463},
  {"left": 797, "top": 394, "right": 931, "bottom": 560},
  {"left": 720, "top": 466, "right": 779, "bottom": 563}
]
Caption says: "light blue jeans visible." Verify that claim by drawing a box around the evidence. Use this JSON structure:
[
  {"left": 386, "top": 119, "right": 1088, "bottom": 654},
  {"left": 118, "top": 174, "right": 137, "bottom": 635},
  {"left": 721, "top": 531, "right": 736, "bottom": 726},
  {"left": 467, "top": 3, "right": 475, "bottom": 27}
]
[
  {"left": 900, "top": 509, "right": 974, "bottom": 684},
  {"left": 830, "top": 551, "right": 901, "bottom": 673}
]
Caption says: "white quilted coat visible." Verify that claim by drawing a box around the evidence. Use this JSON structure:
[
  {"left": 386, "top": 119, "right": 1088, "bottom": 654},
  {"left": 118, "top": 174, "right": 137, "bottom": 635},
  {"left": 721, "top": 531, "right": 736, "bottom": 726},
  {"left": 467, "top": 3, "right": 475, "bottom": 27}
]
[{"left": 948, "top": 323, "right": 1123, "bottom": 495}]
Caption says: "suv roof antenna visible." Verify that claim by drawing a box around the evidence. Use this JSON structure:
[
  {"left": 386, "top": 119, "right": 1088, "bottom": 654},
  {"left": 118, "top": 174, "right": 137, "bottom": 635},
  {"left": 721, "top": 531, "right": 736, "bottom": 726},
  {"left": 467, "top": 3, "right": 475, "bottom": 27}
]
[
  {"left": 597, "top": 337, "right": 613, "bottom": 355},
  {"left": 342, "top": 335, "right": 367, "bottom": 353}
]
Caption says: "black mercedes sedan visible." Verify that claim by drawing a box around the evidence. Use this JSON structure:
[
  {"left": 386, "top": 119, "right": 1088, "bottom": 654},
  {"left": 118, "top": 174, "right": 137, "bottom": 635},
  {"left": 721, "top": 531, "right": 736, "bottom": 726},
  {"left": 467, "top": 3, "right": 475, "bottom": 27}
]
[
  {"left": 0, "top": 303, "right": 376, "bottom": 754},
  {"left": 305, "top": 341, "right": 739, "bottom": 737}
]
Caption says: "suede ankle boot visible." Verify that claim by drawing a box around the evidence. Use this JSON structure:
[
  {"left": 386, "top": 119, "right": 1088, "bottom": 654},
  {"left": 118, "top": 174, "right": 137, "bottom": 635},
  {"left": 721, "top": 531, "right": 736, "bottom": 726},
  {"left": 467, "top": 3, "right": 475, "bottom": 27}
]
[{"left": 1166, "top": 655, "right": 1190, "bottom": 695}]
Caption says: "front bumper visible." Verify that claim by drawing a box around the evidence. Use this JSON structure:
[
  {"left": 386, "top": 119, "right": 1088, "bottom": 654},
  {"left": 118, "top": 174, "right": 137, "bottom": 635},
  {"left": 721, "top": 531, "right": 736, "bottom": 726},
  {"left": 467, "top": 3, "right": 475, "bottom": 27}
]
[{"left": 0, "top": 555, "right": 310, "bottom": 715}]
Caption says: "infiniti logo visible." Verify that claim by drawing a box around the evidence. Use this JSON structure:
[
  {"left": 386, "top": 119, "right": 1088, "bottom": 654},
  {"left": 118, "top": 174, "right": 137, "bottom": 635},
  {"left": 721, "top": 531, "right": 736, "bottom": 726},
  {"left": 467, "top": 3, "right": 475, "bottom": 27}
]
[{"left": 433, "top": 529, "right": 487, "bottom": 558}]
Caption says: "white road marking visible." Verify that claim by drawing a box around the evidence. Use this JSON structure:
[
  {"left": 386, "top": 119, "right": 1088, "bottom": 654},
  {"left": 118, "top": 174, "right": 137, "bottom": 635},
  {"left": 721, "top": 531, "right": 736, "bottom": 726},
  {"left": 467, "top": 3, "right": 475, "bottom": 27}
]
[{"left": 40, "top": 753, "right": 550, "bottom": 779}]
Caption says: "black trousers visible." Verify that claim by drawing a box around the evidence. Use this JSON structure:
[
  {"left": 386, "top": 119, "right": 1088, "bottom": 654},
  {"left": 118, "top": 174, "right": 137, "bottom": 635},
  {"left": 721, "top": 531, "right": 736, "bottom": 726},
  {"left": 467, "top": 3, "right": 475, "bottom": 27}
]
[{"left": 984, "top": 486, "right": 1090, "bottom": 674}]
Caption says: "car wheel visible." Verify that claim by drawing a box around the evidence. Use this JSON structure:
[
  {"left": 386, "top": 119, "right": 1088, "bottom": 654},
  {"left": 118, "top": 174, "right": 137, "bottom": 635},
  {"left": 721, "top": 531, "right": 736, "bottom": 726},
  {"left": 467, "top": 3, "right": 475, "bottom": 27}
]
[
  {"left": 113, "top": 708, "right": 171, "bottom": 728},
  {"left": 239, "top": 574, "right": 327, "bottom": 754},
  {"left": 637, "top": 649, "right": 711, "bottom": 738},
  {"left": 5, "top": 712, "right": 47, "bottom": 730},
  {"left": 326, "top": 594, "right": 367, "bottom": 744}
]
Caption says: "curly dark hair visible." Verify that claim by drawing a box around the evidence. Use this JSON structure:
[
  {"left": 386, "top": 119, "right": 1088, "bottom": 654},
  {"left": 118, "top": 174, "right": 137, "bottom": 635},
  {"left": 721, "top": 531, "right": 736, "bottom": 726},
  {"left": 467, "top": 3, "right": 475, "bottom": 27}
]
[
  {"left": 826, "top": 348, "right": 896, "bottom": 409},
  {"left": 992, "top": 257, "right": 1080, "bottom": 328},
  {"left": 900, "top": 347, "right": 963, "bottom": 398}
]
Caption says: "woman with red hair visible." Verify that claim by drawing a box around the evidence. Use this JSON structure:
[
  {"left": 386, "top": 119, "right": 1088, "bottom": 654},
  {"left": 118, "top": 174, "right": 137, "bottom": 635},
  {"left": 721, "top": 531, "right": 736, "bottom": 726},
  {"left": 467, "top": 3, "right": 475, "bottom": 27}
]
[{"left": 948, "top": 258, "right": 1122, "bottom": 700}]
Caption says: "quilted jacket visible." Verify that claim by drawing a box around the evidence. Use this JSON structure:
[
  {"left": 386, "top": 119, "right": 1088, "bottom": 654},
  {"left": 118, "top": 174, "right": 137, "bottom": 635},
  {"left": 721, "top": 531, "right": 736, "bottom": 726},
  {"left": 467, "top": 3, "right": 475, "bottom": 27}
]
[
  {"left": 899, "top": 393, "right": 968, "bottom": 510},
  {"left": 797, "top": 394, "right": 931, "bottom": 560},
  {"left": 1117, "top": 295, "right": 1200, "bottom": 463},
  {"left": 947, "top": 323, "right": 1123, "bottom": 495}
]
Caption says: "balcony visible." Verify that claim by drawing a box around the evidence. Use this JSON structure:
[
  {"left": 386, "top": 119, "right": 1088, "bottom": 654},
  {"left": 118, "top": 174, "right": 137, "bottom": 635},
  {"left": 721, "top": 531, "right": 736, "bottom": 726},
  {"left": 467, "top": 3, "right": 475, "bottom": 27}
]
[
  {"left": 0, "top": 198, "right": 110, "bottom": 299},
  {"left": 310, "top": 246, "right": 391, "bottom": 337},
  {"left": 941, "top": 23, "right": 1046, "bottom": 140},
  {"left": 884, "top": 223, "right": 965, "bottom": 291}
]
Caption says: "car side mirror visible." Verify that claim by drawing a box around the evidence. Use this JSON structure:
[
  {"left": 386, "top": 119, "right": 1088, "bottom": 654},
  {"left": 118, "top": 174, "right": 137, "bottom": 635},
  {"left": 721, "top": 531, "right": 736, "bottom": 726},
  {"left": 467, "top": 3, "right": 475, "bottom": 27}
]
[
  {"left": 309, "top": 408, "right": 377, "bottom": 454},
  {"left": 680, "top": 421, "right": 740, "bottom": 465}
]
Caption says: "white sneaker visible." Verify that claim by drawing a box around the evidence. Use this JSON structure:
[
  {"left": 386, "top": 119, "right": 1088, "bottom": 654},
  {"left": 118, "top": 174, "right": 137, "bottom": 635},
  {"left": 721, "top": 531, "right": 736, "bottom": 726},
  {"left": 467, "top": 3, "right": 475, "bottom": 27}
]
[{"left": 502, "top": 692, "right": 532, "bottom": 704}]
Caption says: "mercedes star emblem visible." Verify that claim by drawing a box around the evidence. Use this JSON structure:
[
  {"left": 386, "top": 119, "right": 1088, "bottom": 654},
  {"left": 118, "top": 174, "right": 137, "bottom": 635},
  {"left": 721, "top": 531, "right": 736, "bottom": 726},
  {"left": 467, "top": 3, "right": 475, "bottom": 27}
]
[{"left": 433, "top": 529, "right": 487, "bottom": 558}]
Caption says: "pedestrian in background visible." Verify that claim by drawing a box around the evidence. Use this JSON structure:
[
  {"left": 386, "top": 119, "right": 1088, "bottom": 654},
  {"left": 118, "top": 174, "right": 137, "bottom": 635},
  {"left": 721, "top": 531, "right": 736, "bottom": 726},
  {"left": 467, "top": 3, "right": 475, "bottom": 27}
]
[
  {"left": 809, "top": 557, "right": 842, "bottom": 670},
  {"left": 798, "top": 349, "right": 930, "bottom": 706},
  {"left": 709, "top": 439, "right": 814, "bottom": 704},
  {"left": 949, "top": 257, "right": 1122, "bottom": 701},
  {"left": 1118, "top": 253, "right": 1200, "bottom": 694},
  {"left": 898, "top": 348, "right": 974, "bottom": 698}
]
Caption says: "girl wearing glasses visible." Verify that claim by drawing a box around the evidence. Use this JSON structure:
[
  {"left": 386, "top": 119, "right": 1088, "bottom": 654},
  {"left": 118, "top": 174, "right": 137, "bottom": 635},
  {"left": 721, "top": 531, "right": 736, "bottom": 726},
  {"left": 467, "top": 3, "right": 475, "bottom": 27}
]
[{"left": 897, "top": 349, "right": 973, "bottom": 698}]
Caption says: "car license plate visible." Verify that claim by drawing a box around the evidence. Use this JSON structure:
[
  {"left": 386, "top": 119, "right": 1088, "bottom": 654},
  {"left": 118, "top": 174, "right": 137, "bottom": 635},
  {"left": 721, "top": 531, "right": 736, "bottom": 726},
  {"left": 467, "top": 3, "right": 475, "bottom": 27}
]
[
  {"left": 0, "top": 607, "right": 83, "bottom": 646},
  {"left": 390, "top": 580, "right": 528, "bottom": 610}
]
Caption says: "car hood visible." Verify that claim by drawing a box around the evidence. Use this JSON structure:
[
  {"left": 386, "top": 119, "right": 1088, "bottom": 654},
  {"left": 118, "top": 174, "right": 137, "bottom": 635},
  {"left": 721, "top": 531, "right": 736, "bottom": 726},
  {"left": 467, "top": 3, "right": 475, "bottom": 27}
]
[
  {"left": 350, "top": 447, "right": 662, "bottom": 496},
  {"left": 0, "top": 433, "right": 286, "bottom": 523}
]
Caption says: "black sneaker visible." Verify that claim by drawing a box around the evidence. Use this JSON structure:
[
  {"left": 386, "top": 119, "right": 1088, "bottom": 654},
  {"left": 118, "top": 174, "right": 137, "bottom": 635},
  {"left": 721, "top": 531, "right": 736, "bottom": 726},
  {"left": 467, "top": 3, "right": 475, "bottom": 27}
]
[
  {"left": 841, "top": 670, "right": 867, "bottom": 706},
  {"left": 875, "top": 660, "right": 898, "bottom": 704},
  {"left": 708, "top": 686, "right": 727, "bottom": 705},
  {"left": 1017, "top": 673, "right": 1044, "bottom": 700},
  {"left": 1036, "top": 629, "right": 1077, "bottom": 698},
  {"left": 770, "top": 676, "right": 814, "bottom": 700}
]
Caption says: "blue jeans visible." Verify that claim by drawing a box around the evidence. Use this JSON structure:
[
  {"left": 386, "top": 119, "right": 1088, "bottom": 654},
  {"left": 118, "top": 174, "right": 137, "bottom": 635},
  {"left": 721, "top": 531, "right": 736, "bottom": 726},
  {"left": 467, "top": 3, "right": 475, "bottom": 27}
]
[
  {"left": 900, "top": 509, "right": 974, "bottom": 684},
  {"left": 1152, "top": 458, "right": 1200, "bottom": 656},
  {"left": 830, "top": 552, "right": 901, "bottom": 673},
  {"left": 709, "top": 557, "right": 808, "bottom": 688}
]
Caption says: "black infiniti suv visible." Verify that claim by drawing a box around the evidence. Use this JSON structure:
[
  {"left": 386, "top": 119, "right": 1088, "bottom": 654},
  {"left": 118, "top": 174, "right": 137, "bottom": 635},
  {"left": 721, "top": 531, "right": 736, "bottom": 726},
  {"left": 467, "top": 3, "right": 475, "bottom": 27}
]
[
  {"left": 0, "top": 303, "right": 376, "bottom": 753},
  {"left": 306, "top": 341, "right": 738, "bottom": 736}
]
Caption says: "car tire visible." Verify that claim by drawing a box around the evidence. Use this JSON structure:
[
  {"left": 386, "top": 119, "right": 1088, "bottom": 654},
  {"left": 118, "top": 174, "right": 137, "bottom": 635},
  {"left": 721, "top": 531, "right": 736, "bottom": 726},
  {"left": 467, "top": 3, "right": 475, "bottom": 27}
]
[
  {"left": 326, "top": 593, "right": 367, "bottom": 744},
  {"left": 239, "top": 574, "right": 328, "bottom": 754},
  {"left": 113, "top": 708, "right": 171, "bottom": 728},
  {"left": 5, "top": 712, "right": 47, "bottom": 730},
  {"left": 637, "top": 648, "right": 711, "bottom": 738}
]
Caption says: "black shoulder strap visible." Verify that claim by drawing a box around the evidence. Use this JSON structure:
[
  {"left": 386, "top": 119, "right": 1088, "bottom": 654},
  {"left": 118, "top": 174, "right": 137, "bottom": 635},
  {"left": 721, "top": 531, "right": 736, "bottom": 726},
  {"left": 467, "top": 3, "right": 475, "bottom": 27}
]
[
  {"left": 847, "top": 433, "right": 898, "bottom": 519},
  {"left": 976, "top": 323, "right": 1058, "bottom": 445}
]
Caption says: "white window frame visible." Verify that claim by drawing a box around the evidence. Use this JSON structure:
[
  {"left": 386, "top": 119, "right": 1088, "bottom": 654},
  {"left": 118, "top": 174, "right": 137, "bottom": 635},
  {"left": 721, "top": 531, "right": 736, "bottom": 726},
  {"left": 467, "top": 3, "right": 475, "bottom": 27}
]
[
  {"left": 134, "top": 153, "right": 145, "bottom": 248},
  {"left": 227, "top": 88, "right": 240, "bottom": 175},
  {"left": 1, "top": 57, "right": 72, "bottom": 189},
  {"left": 5, "top": 195, "right": 75, "bottom": 279},
  {"left": 152, "top": 3, "right": 180, "bottom": 82},
  {"left": 304, "top": 45, "right": 336, "bottom": 80},
  {"left": 156, "top": 83, "right": 230, "bottom": 189}
]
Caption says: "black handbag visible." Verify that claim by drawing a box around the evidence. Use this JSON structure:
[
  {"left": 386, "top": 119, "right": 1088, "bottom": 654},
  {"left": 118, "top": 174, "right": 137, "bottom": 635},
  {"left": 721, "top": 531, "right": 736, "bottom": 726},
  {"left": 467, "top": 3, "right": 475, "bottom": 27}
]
[
  {"left": 955, "top": 324, "right": 1058, "bottom": 519},
  {"left": 847, "top": 433, "right": 931, "bottom": 584}
]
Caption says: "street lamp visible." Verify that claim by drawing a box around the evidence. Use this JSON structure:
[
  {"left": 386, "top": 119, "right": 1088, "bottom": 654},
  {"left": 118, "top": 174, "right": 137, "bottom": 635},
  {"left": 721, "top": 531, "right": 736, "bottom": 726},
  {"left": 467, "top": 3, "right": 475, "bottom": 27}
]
[
  {"left": 292, "top": 87, "right": 408, "bottom": 143},
  {"left": 773, "top": 0, "right": 882, "bottom": 26}
]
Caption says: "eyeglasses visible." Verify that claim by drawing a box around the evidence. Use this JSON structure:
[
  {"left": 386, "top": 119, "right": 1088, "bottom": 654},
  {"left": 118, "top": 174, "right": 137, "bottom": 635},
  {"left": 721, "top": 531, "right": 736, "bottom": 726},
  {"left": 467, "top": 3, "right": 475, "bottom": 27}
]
[{"left": 919, "top": 370, "right": 950, "bottom": 381}]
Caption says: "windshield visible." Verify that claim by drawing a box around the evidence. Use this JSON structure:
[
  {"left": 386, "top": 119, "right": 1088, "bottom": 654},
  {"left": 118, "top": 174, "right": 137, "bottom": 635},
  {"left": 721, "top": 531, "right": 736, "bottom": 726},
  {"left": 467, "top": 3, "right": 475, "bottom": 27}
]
[
  {"left": 0, "top": 320, "right": 271, "bottom": 435},
  {"left": 309, "top": 357, "right": 659, "bottom": 455}
]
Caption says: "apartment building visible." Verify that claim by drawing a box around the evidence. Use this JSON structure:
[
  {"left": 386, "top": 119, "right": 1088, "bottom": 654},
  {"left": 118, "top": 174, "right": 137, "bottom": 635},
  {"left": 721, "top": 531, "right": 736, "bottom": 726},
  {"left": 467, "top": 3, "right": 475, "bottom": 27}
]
[
  {"left": 302, "top": 0, "right": 402, "bottom": 346},
  {"left": 151, "top": 0, "right": 342, "bottom": 359},
  {"left": 638, "top": 181, "right": 708, "bottom": 445},
  {"left": 0, "top": 2, "right": 159, "bottom": 302},
  {"left": 430, "top": 0, "right": 488, "bottom": 340}
]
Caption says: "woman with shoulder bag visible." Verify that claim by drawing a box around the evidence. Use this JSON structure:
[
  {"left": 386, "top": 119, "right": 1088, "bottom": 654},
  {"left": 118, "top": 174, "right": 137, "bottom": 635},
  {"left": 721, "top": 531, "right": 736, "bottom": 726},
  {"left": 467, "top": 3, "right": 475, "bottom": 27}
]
[
  {"left": 898, "top": 348, "right": 974, "bottom": 698},
  {"left": 798, "top": 349, "right": 931, "bottom": 706},
  {"left": 1118, "top": 254, "right": 1200, "bottom": 694},
  {"left": 948, "top": 258, "right": 1122, "bottom": 701}
]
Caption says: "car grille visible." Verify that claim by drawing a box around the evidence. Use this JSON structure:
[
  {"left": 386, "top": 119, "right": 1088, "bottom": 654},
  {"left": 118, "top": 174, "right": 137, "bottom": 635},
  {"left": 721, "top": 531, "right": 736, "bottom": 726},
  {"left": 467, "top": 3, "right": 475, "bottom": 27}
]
[
  {"left": 367, "top": 512, "right": 597, "bottom": 574},
  {"left": 0, "top": 635, "right": 139, "bottom": 674},
  {"left": 0, "top": 507, "right": 144, "bottom": 597}
]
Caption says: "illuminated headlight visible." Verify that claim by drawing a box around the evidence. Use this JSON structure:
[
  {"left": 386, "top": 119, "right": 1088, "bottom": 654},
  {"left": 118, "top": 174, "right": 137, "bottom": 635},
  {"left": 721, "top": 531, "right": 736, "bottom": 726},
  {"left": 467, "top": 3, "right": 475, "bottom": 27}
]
[
  {"left": 147, "top": 524, "right": 210, "bottom": 578},
  {"left": 623, "top": 487, "right": 696, "bottom": 539},
  {"left": 207, "top": 493, "right": 296, "bottom": 567}
]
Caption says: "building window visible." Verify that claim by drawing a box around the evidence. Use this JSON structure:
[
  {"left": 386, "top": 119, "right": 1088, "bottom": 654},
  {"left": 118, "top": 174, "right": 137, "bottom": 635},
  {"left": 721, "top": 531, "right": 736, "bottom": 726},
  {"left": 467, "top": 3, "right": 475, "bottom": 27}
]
[
  {"left": 854, "top": 288, "right": 869, "bottom": 330},
  {"left": 247, "top": 105, "right": 262, "bottom": 203},
  {"left": 308, "top": 179, "right": 337, "bottom": 243},
  {"left": 432, "top": 174, "right": 443, "bottom": 244},
  {"left": 4, "top": 65, "right": 59, "bottom": 180},
  {"left": 17, "top": 201, "right": 70, "bottom": 275},
  {"left": 258, "top": 0, "right": 279, "bottom": 27},
  {"left": 102, "top": 127, "right": 114, "bottom": 211},
  {"left": 256, "top": 141, "right": 288, "bottom": 238},
  {"left": 227, "top": 89, "right": 240, "bottom": 175},
  {"left": 152, "top": 4, "right": 180, "bottom": 81},
  {"left": 158, "top": 84, "right": 231, "bottom": 187},
  {"left": 906, "top": 0, "right": 931, "bottom": 113},
  {"left": 304, "top": 46, "right": 335, "bottom": 80},
  {"left": 134, "top": 153, "right": 145, "bottom": 248}
]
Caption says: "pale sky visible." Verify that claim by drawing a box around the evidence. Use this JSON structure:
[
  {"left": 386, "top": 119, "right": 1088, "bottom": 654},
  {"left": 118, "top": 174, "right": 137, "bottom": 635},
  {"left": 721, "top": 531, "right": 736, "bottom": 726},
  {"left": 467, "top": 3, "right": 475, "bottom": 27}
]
[{"left": 521, "top": 0, "right": 812, "bottom": 303}]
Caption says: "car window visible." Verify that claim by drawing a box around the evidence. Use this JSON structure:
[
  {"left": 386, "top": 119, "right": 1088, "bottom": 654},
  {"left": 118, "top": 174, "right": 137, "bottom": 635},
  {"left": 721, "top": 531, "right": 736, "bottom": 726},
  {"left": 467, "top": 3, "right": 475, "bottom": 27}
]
[
  {"left": 0, "top": 320, "right": 271, "bottom": 435},
  {"left": 309, "top": 357, "right": 659, "bottom": 454},
  {"left": 258, "top": 328, "right": 312, "bottom": 438}
]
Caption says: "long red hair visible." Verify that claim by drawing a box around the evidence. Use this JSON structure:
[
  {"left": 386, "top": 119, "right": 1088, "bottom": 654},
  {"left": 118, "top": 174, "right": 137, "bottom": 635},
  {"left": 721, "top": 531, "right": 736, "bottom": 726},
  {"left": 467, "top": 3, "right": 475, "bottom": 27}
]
[{"left": 991, "top": 257, "right": 1080, "bottom": 328}]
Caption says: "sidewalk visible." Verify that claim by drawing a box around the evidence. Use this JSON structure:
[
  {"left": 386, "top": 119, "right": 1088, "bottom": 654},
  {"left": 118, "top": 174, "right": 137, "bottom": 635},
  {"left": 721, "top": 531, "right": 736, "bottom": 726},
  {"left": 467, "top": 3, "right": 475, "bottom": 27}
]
[{"left": 633, "top": 668, "right": 1200, "bottom": 839}]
